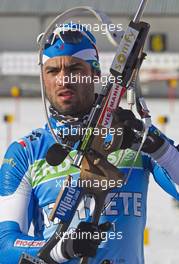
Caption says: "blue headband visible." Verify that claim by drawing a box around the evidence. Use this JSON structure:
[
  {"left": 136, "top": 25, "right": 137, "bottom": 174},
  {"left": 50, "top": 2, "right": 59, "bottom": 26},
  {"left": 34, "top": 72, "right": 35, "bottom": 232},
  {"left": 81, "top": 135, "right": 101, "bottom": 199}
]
[{"left": 43, "top": 23, "right": 101, "bottom": 72}]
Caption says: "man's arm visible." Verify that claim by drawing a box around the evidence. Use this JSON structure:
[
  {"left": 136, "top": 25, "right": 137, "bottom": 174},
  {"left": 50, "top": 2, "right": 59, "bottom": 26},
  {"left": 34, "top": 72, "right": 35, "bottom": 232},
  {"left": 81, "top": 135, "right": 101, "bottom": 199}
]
[
  {"left": 0, "top": 141, "right": 49, "bottom": 264},
  {"left": 0, "top": 140, "right": 75, "bottom": 264},
  {"left": 143, "top": 131, "right": 179, "bottom": 185},
  {"left": 0, "top": 141, "right": 111, "bottom": 264},
  {"left": 112, "top": 107, "right": 179, "bottom": 196},
  {"left": 154, "top": 144, "right": 179, "bottom": 185}
]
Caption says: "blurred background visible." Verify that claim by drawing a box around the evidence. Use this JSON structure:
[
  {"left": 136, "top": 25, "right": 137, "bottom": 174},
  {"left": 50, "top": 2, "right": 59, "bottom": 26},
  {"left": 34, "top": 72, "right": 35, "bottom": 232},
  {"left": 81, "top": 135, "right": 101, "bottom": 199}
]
[
  {"left": 0, "top": 0, "right": 179, "bottom": 263},
  {"left": 0, "top": 0, "right": 179, "bottom": 97}
]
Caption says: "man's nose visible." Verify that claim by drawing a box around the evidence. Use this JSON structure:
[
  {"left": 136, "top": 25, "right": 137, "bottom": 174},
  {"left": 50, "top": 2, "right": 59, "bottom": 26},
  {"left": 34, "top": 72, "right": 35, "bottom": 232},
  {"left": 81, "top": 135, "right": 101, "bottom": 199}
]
[{"left": 56, "top": 70, "right": 70, "bottom": 86}]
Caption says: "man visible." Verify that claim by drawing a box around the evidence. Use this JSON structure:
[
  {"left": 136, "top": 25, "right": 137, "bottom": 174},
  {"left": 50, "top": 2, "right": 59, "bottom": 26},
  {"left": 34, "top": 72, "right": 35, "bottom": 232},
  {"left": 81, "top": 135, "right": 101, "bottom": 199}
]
[{"left": 0, "top": 24, "right": 179, "bottom": 264}]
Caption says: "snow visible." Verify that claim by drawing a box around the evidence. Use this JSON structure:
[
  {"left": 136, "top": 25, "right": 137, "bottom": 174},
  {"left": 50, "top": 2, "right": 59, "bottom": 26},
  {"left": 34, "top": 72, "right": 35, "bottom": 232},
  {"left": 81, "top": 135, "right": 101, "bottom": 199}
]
[{"left": 0, "top": 97, "right": 179, "bottom": 263}]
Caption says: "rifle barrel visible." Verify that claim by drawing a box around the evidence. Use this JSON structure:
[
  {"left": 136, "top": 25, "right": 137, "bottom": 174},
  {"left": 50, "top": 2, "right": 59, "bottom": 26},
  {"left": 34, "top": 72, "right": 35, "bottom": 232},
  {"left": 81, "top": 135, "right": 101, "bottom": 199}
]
[{"left": 133, "top": 0, "right": 148, "bottom": 23}]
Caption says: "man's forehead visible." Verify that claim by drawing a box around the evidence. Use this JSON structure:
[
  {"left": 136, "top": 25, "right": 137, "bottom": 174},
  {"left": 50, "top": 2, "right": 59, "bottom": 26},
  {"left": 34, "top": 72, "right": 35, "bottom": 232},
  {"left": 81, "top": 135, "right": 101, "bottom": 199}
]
[{"left": 44, "top": 56, "right": 88, "bottom": 68}]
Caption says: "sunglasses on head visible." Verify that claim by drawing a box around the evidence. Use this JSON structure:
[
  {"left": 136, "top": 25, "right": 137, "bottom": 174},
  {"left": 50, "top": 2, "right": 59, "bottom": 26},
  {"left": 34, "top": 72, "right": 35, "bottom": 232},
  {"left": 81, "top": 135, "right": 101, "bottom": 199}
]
[{"left": 45, "top": 27, "right": 97, "bottom": 51}]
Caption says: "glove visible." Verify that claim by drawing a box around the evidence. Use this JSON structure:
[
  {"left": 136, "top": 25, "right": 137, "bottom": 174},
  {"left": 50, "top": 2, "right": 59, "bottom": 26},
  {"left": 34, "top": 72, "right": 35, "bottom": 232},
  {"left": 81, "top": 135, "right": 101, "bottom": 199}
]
[
  {"left": 141, "top": 132, "right": 164, "bottom": 154},
  {"left": 112, "top": 107, "right": 144, "bottom": 149},
  {"left": 141, "top": 127, "right": 170, "bottom": 160},
  {"left": 61, "top": 221, "right": 111, "bottom": 259},
  {"left": 112, "top": 108, "right": 166, "bottom": 156},
  {"left": 128, "top": 123, "right": 166, "bottom": 157}
]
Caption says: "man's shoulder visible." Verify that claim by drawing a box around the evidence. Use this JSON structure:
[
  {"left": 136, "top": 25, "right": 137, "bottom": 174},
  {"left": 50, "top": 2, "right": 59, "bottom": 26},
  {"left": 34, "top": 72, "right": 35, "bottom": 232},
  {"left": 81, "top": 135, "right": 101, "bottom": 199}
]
[
  {"left": 18, "top": 125, "right": 52, "bottom": 145},
  {"left": 18, "top": 126, "right": 54, "bottom": 156},
  {"left": 3, "top": 126, "right": 54, "bottom": 164},
  {"left": 23, "top": 127, "right": 47, "bottom": 142}
]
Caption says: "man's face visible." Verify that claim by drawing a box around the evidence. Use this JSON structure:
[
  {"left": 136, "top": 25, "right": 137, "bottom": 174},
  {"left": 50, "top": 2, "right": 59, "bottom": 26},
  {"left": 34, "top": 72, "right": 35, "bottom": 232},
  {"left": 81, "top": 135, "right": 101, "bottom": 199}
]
[{"left": 43, "top": 56, "right": 96, "bottom": 116}]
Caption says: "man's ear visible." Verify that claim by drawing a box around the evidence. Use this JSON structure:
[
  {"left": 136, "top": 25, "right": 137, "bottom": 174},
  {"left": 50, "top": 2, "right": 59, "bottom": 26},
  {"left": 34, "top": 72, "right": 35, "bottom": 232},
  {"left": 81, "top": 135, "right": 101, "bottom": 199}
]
[
  {"left": 92, "top": 69, "right": 101, "bottom": 78},
  {"left": 91, "top": 68, "right": 102, "bottom": 95}
]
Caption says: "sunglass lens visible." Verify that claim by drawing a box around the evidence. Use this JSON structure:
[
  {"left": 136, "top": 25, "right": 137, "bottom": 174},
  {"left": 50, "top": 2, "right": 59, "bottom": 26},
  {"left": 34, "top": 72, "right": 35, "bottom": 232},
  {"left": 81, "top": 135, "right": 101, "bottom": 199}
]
[{"left": 60, "top": 30, "right": 83, "bottom": 44}]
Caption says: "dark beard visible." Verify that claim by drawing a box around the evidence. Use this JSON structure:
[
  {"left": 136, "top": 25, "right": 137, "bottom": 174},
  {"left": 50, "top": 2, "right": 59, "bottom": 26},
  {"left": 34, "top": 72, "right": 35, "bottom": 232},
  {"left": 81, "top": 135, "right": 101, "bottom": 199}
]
[
  {"left": 50, "top": 100, "right": 94, "bottom": 118},
  {"left": 49, "top": 93, "right": 97, "bottom": 118}
]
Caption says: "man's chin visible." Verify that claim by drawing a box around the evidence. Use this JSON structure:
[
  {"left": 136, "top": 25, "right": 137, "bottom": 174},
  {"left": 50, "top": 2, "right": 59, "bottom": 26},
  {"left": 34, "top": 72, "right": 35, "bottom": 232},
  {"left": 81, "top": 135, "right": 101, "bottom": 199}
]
[
  {"left": 55, "top": 106, "right": 78, "bottom": 116},
  {"left": 53, "top": 102, "right": 91, "bottom": 117}
]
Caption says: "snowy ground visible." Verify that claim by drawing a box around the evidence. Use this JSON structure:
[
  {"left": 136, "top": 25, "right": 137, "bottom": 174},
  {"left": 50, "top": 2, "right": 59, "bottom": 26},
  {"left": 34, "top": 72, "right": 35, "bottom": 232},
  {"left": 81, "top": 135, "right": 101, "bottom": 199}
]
[{"left": 0, "top": 97, "right": 179, "bottom": 264}]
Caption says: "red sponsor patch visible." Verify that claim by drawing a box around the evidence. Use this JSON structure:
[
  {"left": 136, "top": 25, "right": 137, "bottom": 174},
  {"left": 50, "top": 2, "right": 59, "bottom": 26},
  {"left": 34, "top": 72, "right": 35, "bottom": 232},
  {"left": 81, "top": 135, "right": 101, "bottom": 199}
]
[{"left": 14, "top": 239, "right": 46, "bottom": 247}]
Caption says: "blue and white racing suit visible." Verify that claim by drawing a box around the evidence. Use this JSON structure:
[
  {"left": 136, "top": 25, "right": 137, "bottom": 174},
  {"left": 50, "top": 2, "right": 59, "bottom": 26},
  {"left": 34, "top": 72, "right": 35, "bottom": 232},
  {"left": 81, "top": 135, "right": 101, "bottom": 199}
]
[{"left": 0, "top": 118, "right": 179, "bottom": 264}]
